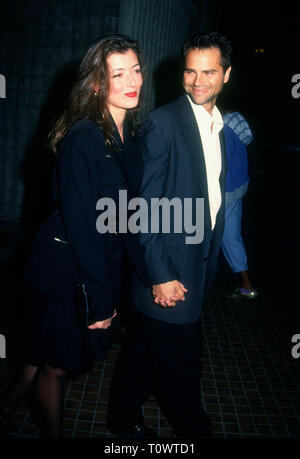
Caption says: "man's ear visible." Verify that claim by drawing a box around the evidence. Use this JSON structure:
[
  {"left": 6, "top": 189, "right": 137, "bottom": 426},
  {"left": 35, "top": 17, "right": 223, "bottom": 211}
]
[{"left": 224, "top": 66, "right": 231, "bottom": 84}]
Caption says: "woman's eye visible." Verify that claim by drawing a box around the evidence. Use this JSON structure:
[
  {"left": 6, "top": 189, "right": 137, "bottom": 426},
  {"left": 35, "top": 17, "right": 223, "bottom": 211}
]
[
  {"left": 112, "top": 74, "right": 121, "bottom": 78},
  {"left": 135, "top": 69, "right": 141, "bottom": 73}
]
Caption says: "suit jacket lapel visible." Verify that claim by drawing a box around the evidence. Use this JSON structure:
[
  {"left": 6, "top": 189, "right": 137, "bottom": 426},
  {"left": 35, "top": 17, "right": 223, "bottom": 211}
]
[
  {"left": 178, "top": 95, "right": 211, "bottom": 227},
  {"left": 218, "top": 128, "right": 227, "bottom": 197}
]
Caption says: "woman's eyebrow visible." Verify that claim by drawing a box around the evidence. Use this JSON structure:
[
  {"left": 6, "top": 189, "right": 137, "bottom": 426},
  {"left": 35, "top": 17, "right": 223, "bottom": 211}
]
[{"left": 111, "top": 63, "right": 140, "bottom": 71}]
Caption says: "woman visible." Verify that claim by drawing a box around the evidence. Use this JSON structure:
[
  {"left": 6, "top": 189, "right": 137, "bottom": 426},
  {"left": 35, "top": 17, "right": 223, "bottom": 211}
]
[{"left": 0, "top": 34, "right": 144, "bottom": 437}]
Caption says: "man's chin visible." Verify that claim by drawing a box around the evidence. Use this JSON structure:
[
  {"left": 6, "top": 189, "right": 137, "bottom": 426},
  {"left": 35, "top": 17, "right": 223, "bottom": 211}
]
[
  {"left": 186, "top": 91, "right": 216, "bottom": 108},
  {"left": 190, "top": 95, "right": 206, "bottom": 106}
]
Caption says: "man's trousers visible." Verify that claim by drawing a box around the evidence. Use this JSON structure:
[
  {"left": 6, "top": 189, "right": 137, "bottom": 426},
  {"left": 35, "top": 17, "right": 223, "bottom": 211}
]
[{"left": 107, "top": 310, "right": 212, "bottom": 438}]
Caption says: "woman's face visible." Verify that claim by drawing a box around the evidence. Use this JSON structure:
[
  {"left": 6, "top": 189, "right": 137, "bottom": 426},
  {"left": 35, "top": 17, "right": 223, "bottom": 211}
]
[{"left": 106, "top": 49, "right": 143, "bottom": 118}]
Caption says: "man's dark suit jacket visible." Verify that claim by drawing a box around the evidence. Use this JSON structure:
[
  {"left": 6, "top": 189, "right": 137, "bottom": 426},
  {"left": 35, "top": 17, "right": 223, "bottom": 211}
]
[
  {"left": 130, "top": 94, "right": 227, "bottom": 324},
  {"left": 24, "top": 119, "right": 148, "bottom": 324}
]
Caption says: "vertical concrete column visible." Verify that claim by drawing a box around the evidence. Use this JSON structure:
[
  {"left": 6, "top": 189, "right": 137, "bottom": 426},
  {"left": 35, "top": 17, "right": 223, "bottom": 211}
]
[
  {"left": 118, "top": 0, "right": 193, "bottom": 113},
  {"left": 197, "top": 0, "right": 223, "bottom": 33}
]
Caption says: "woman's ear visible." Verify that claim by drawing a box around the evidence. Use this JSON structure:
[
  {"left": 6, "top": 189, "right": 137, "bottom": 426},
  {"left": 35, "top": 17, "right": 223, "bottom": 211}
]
[{"left": 91, "top": 83, "right": 99, "bottom": 95}]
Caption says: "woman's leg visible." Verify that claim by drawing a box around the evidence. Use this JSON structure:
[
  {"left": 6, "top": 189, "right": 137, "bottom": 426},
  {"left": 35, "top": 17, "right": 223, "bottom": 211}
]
[
  {"left": 0, "top": 363, "right": 38, "bottom": 421},
  {"left": 32, "top": 365, "right": 67, "bottom": 438}
]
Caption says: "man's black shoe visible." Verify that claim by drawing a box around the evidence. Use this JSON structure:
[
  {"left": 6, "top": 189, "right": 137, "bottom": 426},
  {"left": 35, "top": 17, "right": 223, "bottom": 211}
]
[{"left": 109, "top": 424, "right": 159, "bottom": 439}]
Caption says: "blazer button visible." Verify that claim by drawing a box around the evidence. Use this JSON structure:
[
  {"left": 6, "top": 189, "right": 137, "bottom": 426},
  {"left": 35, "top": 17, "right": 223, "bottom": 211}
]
[{"left": 203, "top": 257, "right": 209, "bottom": 262}]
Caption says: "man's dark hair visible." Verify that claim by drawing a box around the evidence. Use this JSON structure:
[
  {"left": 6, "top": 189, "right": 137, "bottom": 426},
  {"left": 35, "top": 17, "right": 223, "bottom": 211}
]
[{"left": 183, "top": 32, "right": 232, "bottom": 72}]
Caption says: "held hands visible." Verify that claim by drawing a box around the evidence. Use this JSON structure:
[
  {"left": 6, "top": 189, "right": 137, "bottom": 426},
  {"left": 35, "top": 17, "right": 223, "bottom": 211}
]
[
  {"left": 88, "top": 309, "right": 117, "bottom": 330},
  {"left": 152, "top": 280, "right": 188, "bottom": 307}
]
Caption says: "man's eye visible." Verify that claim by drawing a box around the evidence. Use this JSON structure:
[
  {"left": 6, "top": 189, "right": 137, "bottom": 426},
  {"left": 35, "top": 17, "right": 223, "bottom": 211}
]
[{"left": 185, "top": 69, "right": 193, "bottom": 74}]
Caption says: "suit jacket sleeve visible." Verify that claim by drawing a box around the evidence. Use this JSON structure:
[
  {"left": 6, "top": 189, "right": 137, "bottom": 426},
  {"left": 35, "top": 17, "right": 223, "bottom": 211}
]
[
  {"left": 57, "top": 125, "right": 115, "bottom": 322},
  {"left": 139, "top": 116, "right": 178, "bottom": 285}
]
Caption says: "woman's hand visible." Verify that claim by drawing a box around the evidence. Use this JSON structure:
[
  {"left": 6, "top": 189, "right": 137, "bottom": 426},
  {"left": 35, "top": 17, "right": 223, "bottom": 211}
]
[{"left": 88, "top": 309, "right": 117, "bottom": 329}]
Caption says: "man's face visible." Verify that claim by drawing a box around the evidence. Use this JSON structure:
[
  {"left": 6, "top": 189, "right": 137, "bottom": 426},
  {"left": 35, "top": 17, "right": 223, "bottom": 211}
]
[{"left": 183, "top": 47, "right": 231, "bottom": 114}]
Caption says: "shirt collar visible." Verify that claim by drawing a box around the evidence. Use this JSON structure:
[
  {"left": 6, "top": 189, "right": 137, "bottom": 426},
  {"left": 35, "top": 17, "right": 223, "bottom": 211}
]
[{"left": 186, "top": 94, "right": 223, "bottom": 134}]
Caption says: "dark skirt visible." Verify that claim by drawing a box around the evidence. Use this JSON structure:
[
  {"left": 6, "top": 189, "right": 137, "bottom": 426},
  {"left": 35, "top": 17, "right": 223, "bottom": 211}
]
[{"left": 19, "top": 288, "right": 111, "bottom": 374}]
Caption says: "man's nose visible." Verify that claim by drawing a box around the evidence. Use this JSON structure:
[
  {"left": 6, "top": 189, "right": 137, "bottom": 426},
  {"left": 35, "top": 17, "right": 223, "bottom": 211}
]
[{"left": 194, "top": 73, "right": 205, "bottom": 86}]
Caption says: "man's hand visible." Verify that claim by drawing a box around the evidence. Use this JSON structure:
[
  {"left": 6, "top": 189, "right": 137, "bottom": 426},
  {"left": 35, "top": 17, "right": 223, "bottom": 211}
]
[
  {"left": 152, "top": 281, "right": 188, "bottom": 307},
  {"left": 88, "top": 309, "right": 117, "bottom": 330}
]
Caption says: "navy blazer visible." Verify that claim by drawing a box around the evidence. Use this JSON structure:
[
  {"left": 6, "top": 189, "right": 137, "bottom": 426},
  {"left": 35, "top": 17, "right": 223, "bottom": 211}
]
[
  {"left": 24, "top": 119, "right": 148, "bottom": 323},
  {"left": 130, "top": 94, "right": 227, "bottom": 324}
]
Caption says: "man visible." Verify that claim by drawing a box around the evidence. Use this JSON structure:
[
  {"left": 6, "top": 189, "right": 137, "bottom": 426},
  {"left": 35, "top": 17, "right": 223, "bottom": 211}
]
[{"left": 107, "top": 32, "right": 232, "bottom": 439}]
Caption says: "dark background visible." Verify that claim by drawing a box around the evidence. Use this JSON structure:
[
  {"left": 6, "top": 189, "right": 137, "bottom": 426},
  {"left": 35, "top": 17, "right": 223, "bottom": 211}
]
[{"left": 219, "top": 0, "right": 300, "bottom": 291}]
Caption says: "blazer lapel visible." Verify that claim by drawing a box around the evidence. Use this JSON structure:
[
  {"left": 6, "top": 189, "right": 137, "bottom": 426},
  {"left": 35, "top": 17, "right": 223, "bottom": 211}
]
[
  {"left": 218, "top": 128, "right": 227, "bottom": 197},
  {"left": 178, "top": 95, "right": 211, "bottom": 226}
]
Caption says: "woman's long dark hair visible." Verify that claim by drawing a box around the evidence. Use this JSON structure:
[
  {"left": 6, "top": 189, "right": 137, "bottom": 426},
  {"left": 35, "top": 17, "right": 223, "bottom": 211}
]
[{"left": 49, "top": 34, "right": 144, "bottom": 152}]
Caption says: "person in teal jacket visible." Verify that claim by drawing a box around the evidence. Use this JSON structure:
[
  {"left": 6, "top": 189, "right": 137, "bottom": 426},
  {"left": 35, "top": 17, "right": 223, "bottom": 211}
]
[{"left": 222, "top": 111, "right": 258, "bottom": 299}]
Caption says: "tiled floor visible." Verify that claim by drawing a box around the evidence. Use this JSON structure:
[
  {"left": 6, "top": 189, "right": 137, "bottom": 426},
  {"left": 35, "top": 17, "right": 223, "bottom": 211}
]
[{"left": 1, "top": 262, "right": 299, "bottom": 439}]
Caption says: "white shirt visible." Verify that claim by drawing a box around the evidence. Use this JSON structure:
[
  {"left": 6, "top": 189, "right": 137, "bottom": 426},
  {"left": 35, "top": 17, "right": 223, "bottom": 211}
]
[{"left": 187, "top": 95, "right": 223, "bottom": 229}]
